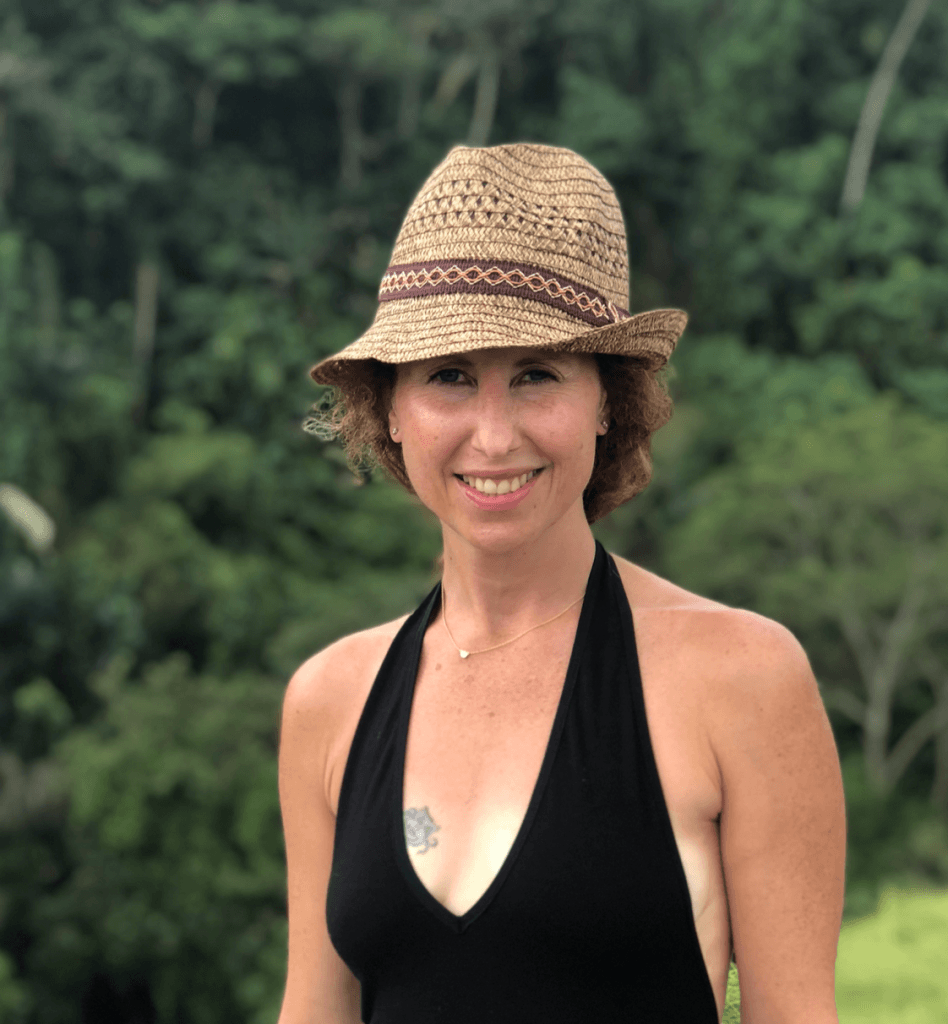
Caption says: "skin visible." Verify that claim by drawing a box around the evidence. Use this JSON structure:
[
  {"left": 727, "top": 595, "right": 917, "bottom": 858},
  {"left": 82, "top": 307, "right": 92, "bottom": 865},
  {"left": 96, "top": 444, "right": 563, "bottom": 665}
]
[{"left": 387, "top": 346, "right": 611, "bottom": 643}]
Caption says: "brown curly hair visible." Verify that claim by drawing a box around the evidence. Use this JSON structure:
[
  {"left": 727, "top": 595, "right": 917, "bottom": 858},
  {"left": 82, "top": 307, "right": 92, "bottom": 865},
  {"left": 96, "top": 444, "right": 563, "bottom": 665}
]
[{"left": 303, "top": 352, "right": 672, "bottom": 523}]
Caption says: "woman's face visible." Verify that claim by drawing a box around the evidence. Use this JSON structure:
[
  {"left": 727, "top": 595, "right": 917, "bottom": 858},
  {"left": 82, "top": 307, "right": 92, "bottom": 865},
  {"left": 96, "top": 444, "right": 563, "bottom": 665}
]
[{"left": 388, "top": 347, "right": 609, "bottom": 551}]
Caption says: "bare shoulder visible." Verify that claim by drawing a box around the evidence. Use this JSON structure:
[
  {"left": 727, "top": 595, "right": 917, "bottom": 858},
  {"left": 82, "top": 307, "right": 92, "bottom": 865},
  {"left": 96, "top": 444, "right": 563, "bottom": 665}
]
[
  {"left": 609, "top": 550, "right": 808, "bottom": 662},
  {"left": 608, "top": 553, "right": 834, "bottom": 864},
  {"left": 284, "top": 612, "right": 412, "bottom": 719},
  {"left": 608, "top": 550, "right": 817, "bottom": 727},
  {"left": 281, "top": 613, "right": 413, "bottom": 801}
]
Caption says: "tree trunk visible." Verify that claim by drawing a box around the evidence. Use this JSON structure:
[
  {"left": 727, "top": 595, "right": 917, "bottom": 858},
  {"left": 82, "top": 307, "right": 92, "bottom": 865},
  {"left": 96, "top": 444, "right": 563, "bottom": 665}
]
[
  {"left": 192, "top": 79, "right": 220, "bottom": 149},
  {"left": 397, "top": 70, "right": 422, "bottom": 141},
  {"left": 337, "top": 70, "right": 363, "bottom": 192},
  {"left": 837, "top": 554, "right": 932, "bottom": 795},
  {"left": 0, "top": 99, "right": 13, "bottom": 201},
  {"left": 932, "top": 695, "right": 948, "bottom": 813},
  {"left": 922, "top": 651, "right": 948, "bottom": 812},
  {"left": 839, "top": 0, "right": 933, "bottom": 215},
  {"left": 132, "top": 259, "right": 159, "bottom": 424},
  {"left": 467, "top": 49, "right": 500, "bottom": 148},
  {"left": 432, "top": 52, "right": 480, "bottom": 111},
  {"left": 33, "top": 241, "right": 60, "bottom": 351}
]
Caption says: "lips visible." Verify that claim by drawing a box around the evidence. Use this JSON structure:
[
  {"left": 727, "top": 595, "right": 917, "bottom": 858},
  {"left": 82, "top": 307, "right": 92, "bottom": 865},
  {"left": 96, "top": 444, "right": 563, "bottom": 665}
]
[{"left": 454, "top": 467, "right": 543, "bottom": 510}]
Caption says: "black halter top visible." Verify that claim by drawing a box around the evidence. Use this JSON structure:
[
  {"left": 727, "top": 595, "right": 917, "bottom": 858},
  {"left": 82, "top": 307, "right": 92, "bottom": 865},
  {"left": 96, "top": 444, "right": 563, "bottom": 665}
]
[{"left": 326, "top": 539, "right": 720, "bottom": 1022}]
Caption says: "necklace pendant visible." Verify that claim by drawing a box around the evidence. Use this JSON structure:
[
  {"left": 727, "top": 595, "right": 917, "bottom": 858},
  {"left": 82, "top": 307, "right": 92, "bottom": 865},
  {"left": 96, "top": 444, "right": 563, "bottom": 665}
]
[{"left": 459, "top": 650, "right": 469, "bottom": 659}]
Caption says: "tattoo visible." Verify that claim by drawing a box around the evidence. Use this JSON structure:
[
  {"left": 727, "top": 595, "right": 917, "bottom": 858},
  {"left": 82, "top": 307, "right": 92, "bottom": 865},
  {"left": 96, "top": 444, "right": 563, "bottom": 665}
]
[{"left": 404, "top": 805, "right": 441, "bottom": 854}]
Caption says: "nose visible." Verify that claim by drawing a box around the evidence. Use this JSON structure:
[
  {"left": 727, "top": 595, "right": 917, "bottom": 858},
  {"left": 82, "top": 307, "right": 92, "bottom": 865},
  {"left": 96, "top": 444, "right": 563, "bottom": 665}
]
[{"left": 468, "top": 373, "right": 520, "bottom": 457}]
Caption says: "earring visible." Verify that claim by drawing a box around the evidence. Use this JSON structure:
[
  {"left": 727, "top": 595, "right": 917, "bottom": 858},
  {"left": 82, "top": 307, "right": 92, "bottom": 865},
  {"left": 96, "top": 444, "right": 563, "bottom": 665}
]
[{"left": 391, "top": 427, "right": 399, "bottom": 436}]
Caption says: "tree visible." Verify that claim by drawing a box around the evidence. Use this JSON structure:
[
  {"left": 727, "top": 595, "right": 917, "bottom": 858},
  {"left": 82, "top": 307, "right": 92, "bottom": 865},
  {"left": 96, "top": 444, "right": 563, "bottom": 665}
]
[
  {"left": 3, "top": 0, "right": 948, "bottom": 1018},
  {"left": 665, "top": 392, "right": 948, "bottom": 802}
]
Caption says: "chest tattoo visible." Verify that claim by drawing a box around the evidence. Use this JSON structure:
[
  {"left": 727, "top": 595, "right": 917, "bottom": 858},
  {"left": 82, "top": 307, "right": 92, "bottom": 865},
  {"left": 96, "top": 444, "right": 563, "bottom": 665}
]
[{"left": 404, "top": 805, "right": 441, "bottom": 854}]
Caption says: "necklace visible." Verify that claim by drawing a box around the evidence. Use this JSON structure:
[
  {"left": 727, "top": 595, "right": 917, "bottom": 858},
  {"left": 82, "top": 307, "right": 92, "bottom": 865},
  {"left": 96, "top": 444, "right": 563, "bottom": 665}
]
[{"left": 441, "top": 586, "right": 585, "bottom": 659}]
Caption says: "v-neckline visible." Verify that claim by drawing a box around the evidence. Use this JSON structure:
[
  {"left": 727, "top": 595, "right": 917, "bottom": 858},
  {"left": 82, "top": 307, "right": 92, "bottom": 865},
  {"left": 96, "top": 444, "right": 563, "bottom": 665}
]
[{"left": 392, "top": 541, "right": 606, "bottom": 933}]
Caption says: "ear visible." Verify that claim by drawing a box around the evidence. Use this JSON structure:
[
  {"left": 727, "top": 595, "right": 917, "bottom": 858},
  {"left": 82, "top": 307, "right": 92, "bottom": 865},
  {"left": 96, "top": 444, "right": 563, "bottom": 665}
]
[
  {"left": 597, "top": 390, "right": 611, "bottom": 434},
  {"left": 387, "top": 404, "right": 400, "bottom": 441}
]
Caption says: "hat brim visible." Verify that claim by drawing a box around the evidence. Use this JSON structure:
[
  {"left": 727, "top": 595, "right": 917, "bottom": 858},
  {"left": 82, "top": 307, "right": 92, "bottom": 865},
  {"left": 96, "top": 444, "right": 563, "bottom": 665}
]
[{"left": 308, "top": 291, "right": 687, "bottom": 388}]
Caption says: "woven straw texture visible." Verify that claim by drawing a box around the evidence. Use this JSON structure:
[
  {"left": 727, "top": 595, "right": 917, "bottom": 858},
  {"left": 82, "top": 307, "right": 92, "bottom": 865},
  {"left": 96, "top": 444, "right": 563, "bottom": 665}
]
[{"left": 310, "top": 143, "right": 687, "bottom": 386}]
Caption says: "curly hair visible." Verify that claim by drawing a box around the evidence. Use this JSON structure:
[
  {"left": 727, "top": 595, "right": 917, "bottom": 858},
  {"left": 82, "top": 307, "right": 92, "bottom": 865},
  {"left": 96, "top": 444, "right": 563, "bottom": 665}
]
[{"left": 303, "top": 353, "right": 673, "bottom": 524}]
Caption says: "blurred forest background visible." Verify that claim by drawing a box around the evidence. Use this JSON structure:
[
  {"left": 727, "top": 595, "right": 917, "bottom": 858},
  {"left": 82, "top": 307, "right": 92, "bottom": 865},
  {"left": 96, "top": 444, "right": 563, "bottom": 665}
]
[{"left": 0, "top": 0, "right": 947, "bottom": 1021}]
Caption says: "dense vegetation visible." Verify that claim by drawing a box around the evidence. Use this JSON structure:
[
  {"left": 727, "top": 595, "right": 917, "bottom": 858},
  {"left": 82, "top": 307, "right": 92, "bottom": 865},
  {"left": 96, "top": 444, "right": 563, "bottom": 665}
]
[{"left": 1, "top": 0, "right": 946, "bottom": 1020}]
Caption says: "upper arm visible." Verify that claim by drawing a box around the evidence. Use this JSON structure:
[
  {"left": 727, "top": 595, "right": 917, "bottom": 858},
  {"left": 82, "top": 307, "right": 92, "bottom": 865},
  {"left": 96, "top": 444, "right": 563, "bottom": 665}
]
[
  {"left": 710, "top": 613, "right": 847, "bottom": 1024},
  {"left": 277, "top": 639, "right": 363, "bottom": 1024}
]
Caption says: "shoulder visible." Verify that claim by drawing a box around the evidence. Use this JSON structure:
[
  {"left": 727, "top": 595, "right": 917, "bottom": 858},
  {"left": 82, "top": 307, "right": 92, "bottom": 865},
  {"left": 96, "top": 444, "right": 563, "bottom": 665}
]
[
  {"left": 283, "top": 612, "right": 412, "bottom": 721},
  {"left": 282, "top": 610, "right": 414, "bottom": 744},
  {"left": 609, "top": 549, "right": 809, "bottom": 668},
  {"left": 608, "top": 550, "right": 818, "bottom": 743},
  {"left": 280, "top": 613, "right": 412, "bottom": 807}
]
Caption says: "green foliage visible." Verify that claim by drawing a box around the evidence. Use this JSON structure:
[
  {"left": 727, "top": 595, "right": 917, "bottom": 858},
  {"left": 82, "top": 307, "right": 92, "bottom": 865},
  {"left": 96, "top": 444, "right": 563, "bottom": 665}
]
[
  {"left": 0, "top": 949, "right": 30, "bottom": 1023},
  {"left": 723, "top": 962, "right": 741, "bottom": 1023},
  {"left": 841, "top": 753, "right": 948, "bottom": 921},
  {"left": 556, "top": 66, "right": 649, "bottom": 175},
  {"left": 724, "top": 888, "right": 948, "bottom": 1024},
  {"left": 663, "top": 388, "right": 948, "bottom": 803},
  {"left": 5, "top": 624, "right": 316, "bottom": 1021},
  {"left": 836, "top": 888, "right": 948, "bottom": 1023},
  {"left": 725, "top": 889, "right": 948, "bottom": 1023},
  {"left": 665, "top": 390, "right": 948, "bottom": 625},
  {"left": 26, "top": 652, "right": 287, "bottom": 1024},
  {"left": 2, "top": 0, "right": 947, "bottom": 1019}
]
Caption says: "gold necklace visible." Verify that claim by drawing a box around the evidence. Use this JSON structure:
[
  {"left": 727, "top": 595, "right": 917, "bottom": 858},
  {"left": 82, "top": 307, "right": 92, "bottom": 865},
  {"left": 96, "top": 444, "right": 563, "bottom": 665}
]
[{"left": 441, "top": 586, "right": 585, "bottom": 659}]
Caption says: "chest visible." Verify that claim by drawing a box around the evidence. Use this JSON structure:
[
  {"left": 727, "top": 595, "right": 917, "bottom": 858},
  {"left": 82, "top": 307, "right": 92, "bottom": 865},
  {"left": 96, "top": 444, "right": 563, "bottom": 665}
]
[
  {"left": 326, "top": 603, "right": 724, "bottom": 909},
  {"left": 325, "top": 596, "right": 732, "bottom": 1017},
  {"left": 399, "top": 615, "right": 723, "bottom": 915}
]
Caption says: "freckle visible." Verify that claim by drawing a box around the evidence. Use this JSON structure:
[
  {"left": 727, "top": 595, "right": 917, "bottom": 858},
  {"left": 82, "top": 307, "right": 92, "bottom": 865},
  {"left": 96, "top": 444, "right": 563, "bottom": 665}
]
[{"left": 435, "top": 662, "right": 442, "bottom": 671}]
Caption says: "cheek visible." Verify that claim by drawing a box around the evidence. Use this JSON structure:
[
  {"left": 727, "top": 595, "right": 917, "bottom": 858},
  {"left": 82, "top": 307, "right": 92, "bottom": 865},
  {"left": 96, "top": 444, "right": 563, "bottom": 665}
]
[
  {"left": 400, "top": 420, "right": 453, "bottom": 486},
  {"left": 552, "top": 409, "right": 597, "bottom": 453}
]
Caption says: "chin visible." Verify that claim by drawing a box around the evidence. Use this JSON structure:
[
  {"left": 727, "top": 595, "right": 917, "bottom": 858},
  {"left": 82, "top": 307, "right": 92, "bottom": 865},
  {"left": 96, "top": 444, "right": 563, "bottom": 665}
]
[{"left": 445, "top": 509, "right": 575, "bottom": 557}]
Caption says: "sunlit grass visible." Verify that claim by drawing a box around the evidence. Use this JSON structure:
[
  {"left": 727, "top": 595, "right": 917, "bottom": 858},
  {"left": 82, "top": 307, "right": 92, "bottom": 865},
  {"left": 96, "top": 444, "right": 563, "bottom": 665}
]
[
  {"left": 723, "top": 962, "right": 740, "bottom": 1023},
  {"left": 836, "top": 887, "right": 948, "bottom": 1024},
  {"left": 720, "top": 888, "right": 948, "bottom": 1023}
]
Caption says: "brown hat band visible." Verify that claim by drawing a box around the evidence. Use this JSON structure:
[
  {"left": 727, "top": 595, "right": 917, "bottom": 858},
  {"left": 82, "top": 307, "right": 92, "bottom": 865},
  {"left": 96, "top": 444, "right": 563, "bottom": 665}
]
[{"left": 378, "top": 259, "right": 632, "bottom": 328}]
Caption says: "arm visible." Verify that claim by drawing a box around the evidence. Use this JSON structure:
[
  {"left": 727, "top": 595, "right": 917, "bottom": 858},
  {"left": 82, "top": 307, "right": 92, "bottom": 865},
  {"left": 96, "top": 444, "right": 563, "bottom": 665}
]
[
  {"left": 709, "top": 612, "right": 847, "bottom": 1024},
  {"left": 277, "top": 641, "right": 363, "bottom": 1024}
]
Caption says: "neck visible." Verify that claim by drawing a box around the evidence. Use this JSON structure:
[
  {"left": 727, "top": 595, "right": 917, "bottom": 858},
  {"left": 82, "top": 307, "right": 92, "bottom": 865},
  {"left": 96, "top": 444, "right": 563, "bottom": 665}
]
[{"left": 439, "top": 509, "right": 597, "bottom": 648}]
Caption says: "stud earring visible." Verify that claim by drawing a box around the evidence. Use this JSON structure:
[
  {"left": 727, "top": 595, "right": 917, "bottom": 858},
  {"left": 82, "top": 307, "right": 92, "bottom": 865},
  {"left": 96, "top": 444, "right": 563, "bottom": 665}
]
[{"left": 391, "top": 426, "right": 399, "bottom": 436}]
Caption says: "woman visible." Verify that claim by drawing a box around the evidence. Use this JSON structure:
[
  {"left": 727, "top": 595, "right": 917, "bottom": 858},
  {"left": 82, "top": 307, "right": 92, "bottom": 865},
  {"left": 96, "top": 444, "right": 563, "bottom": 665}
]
[{"left": 277, "top": 143, "right": 846, "bottom": 1024}]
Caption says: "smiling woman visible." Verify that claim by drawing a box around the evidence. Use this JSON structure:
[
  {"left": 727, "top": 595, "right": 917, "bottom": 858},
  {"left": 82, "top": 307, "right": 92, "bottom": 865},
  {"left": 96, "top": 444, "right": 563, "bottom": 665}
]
[
  {"left": 305, "top": 344, "right": 672, "bottom": 523},
  {"left": 280, "top": 143, "right": 846, "bottom": 1024},
  {"left": 386, "top": 347, "right": 609, "bottom": 562}
]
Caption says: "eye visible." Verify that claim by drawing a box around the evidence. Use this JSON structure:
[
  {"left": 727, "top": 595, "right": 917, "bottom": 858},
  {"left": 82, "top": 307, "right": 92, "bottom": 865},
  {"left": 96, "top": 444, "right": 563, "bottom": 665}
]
[
  {"left": 426, "top": 367, "right": 556, "bottom": 386},
  {"left": 428, "top": 368, "right": 466, "bottom": 385}
]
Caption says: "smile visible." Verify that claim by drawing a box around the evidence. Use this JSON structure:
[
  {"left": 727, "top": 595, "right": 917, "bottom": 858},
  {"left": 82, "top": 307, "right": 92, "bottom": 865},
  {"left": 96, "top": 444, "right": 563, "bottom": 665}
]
[{"left": 456, "top": 468, "right": 541, "bottom": 495}]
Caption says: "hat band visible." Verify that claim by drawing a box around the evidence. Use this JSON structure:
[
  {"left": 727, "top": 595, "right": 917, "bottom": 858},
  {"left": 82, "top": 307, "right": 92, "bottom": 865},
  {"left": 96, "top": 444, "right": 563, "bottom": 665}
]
[{"left": 378, "top": 259, "right": 630, "bottom": 328}]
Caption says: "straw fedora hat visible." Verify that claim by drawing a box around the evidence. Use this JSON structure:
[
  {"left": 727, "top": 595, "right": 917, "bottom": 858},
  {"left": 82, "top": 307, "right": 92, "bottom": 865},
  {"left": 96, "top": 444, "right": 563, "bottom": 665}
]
[{"left": 309, "top": 142, "right": 687, "bottom": 388}]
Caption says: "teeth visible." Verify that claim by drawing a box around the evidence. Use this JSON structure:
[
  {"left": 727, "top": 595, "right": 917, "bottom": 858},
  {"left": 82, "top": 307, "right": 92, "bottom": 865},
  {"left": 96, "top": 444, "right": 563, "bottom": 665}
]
[{"left": 460, "top": 469, "right": 539, "bottom": 495}]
